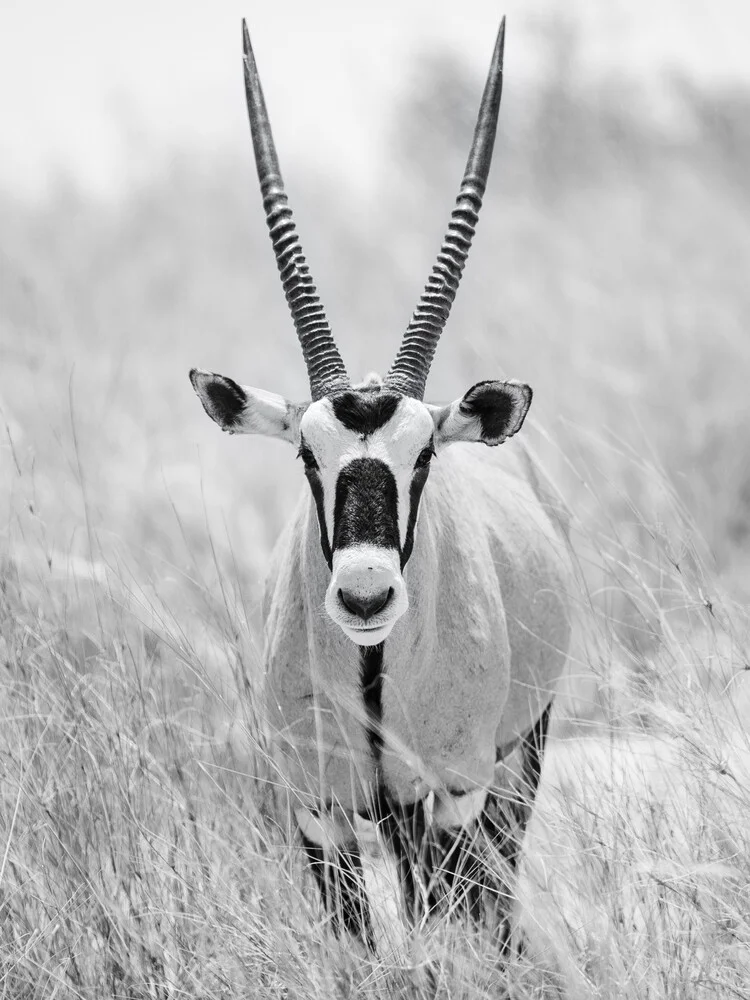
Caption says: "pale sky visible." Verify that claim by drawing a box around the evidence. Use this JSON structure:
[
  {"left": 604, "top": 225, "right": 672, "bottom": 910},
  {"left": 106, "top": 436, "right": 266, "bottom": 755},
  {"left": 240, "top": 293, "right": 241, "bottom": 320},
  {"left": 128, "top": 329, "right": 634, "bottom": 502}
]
[{"left": 1, "top": 0, "right": 749, "bottom": 199}]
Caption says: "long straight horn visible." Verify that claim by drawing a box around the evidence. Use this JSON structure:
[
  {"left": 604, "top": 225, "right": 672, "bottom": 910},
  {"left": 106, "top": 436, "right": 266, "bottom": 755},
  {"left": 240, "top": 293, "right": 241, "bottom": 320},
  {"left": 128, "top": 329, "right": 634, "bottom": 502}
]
[
  {"left": 385, "top": 18, "right": 506, "bottom": 399},
  {"left": 242, "top": 20, "right": 350, "bottom": 401}
]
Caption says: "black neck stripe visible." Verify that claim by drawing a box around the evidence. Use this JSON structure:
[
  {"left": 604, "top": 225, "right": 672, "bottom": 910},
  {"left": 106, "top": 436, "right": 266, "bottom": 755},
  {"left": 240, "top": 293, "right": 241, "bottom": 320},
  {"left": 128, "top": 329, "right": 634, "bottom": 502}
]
[{"left": 360, "top": 645, "right": 384, "bottom": 762}]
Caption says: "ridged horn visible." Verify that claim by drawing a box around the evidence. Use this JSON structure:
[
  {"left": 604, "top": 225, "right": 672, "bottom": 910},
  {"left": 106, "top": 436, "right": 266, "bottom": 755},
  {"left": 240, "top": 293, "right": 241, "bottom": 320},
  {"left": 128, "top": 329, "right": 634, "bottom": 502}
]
[
  {"left": 385, "top": 17, "right": 506, "bottom": 399},
  {"left": 242, "top": 20, "right": 350, "bottom": 401}
]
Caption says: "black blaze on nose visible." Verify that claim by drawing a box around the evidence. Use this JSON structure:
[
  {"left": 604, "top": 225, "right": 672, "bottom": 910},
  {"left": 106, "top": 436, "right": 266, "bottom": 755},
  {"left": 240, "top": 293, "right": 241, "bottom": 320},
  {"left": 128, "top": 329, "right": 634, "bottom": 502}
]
[{"left": 333, "top": 458, "right": 400, "bottom": 551}]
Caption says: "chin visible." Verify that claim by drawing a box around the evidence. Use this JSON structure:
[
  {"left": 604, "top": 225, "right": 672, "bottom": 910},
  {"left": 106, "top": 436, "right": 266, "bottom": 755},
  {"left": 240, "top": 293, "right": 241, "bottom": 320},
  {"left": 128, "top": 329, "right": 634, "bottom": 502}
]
[{"left": 339, "top": 622, "right": 395, "bottom": 647}]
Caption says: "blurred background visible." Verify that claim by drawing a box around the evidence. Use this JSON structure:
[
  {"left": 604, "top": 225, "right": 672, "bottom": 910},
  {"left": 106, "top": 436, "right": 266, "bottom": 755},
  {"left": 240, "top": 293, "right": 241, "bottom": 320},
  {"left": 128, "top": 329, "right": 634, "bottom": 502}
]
[
  {"left": 3, "top": 7, "right": 750, "bottom": 990},
  {"left": 2, "top": 0, "right": 750, "bottom": 624}
]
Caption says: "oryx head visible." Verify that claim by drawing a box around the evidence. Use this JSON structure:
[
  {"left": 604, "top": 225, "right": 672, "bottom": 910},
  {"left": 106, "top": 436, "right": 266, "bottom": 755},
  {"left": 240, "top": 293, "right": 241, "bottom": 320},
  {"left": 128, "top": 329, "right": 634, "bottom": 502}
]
[{"left": 191, "top": 18, "right": 531, "bottom": 647}]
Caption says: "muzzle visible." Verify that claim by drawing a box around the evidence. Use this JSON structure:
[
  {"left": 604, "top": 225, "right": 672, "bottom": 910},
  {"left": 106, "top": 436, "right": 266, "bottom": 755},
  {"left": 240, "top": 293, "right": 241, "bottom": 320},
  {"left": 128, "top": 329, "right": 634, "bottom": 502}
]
[{"left": 325, "top": 544, "right": 409, "bottom": 646}]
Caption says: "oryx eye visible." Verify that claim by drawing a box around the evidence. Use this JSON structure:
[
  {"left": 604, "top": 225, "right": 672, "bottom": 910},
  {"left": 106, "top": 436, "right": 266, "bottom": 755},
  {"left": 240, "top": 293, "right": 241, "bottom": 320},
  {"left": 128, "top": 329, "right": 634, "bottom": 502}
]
[
  {"left": 415, "top": 443, "right": 435, "bottom": 469},
  {"left": 297, "top": 443, "right": 319, "bottom": 471}
]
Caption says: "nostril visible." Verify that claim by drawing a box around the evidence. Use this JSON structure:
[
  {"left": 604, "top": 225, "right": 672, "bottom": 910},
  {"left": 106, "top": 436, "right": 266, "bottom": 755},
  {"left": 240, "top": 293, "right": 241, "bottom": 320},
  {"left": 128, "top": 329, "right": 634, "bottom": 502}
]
[
  {"left": 338, "top": 589, "right": 357, "bottom": 616},
  {"left": 370, "top": 587, "right": 394, "bottom": 617},
  {"left": 338, "top": 587, "right": 394, "bottom": 623}
]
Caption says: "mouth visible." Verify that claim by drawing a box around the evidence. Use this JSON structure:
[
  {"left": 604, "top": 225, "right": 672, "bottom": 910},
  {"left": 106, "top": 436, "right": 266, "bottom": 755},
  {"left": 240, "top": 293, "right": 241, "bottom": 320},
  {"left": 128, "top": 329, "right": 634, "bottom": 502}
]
[{"left": 340, "top": 620, "right": 395, "bottom": 646}]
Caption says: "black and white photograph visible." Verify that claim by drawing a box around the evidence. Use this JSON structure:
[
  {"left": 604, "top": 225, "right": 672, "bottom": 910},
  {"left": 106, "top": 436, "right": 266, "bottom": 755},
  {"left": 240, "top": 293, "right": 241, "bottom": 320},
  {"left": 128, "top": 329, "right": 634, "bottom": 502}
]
[{"left": 1, "top": 1, "right": 749, "bottom": 996}]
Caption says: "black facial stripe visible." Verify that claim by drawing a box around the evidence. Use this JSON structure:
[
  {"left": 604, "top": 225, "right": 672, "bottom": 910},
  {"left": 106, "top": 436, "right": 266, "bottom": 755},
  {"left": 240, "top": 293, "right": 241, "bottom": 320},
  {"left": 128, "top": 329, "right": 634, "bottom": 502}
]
[
  {"left": 333, "top": 458, "right": 400, "bottom": 552},
  {"left": 401, "top": 464, "right": 430, "bottom": 568},
  {"left": 305, "top": 468, "right": 333, "bottom": 568},
  {"left": 331, "top": 391, "right": 401, "bottom": 437},
  {"left": 298, "top": 435, "right": 318, "bottom": 470}
]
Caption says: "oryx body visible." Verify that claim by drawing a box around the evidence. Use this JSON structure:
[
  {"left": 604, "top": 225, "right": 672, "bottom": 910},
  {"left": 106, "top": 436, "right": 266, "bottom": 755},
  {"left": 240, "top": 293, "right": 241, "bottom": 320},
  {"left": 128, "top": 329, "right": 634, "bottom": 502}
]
[
  {"left": 190, "top": 17, "right": 573, "bottom": 950},
  {"left": 264, "top": 439, "right": 570, "bottom": 818}
]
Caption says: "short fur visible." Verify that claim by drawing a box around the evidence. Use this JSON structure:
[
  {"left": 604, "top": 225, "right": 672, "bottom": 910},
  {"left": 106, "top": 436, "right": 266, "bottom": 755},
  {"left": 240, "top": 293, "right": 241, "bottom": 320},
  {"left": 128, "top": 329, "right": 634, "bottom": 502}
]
[
  {"left": 333, "top": 458, "right": 400, "bottom": 551},
  {"left": 192, "top": 368, "right": 571, "bottom": 942},
  {"left": 262, "top": 437, "right": 572, "bottom": 940},
  {"left": 265, "top": 442, "right": 570, "bottom": 810},
  {"left": 191, "top": 15, "right": 565, "bottom": 951},
  {"left": 331, "top": 391, "right": 401, "bottom": 436},
  {"left": 190, "top": 370, "right": 247, "bottom": 428},
  {"left": 460, "top": 379, "right": 527, "bottom": 441}
]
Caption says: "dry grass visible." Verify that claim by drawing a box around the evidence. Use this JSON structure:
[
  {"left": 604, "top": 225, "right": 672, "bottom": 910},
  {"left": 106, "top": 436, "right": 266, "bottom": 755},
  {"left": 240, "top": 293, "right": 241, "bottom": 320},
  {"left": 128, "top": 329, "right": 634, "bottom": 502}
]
[
  {"left": 2, "top": 29, "right": 750, "bottom": 998},
  {"left": 2, "top": 440, "right": 749, "bottom": 999}
]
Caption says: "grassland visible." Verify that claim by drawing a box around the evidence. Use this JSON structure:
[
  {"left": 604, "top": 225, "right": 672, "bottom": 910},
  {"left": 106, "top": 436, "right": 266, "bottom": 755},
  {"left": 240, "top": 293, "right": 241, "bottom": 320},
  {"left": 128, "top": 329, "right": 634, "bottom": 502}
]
[{"left": 1, "top": 31, "right": 750, "bottom": 998}]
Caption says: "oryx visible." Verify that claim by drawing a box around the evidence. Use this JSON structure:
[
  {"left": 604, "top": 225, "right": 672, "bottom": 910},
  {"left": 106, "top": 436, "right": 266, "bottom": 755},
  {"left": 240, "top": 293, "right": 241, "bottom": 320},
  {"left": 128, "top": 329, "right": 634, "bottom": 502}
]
[{"left": 190, "top": 18, "right": 572, "bottom": 950}]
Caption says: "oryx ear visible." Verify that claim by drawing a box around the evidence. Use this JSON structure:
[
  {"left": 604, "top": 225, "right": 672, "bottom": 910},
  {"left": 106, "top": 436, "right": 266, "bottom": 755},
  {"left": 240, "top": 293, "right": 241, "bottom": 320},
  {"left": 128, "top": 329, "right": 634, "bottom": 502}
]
[
  {"left": 430, "top": 379, "right": 532, "bottom": 448},
  {"left": 189, "top": 369, "right": 305, "bottom": 444}
]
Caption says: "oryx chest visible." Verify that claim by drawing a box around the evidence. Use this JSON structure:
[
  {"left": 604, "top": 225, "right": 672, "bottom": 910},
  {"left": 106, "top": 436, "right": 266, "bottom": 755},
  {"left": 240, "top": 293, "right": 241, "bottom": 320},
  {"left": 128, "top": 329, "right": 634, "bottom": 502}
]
[
  {"left": 378, "top": 597, "right": 511, "bottom": 804},
  {"left": 265, "top": 578, "right": 512, "bottom": 815},
  {"left": 266, "top": 635, "right": 510, "bottom": 814}
]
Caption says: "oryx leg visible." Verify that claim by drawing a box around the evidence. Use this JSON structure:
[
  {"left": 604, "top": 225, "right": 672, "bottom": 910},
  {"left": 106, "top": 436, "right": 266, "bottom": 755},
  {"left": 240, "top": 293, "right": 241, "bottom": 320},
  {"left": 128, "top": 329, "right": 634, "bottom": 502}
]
[
  {"left": 425, "top": 788, "right": 491, "bottom": 922},
  {"left": 382, "top": 703, "right": 553, "bottom": 935},
  {"left": 295, "top": 805, "right": 374, "bottom": 950},
  {"left": 380, "top": 790, "right": 489, "bottom": 926},
  {"left": 481, "top": 700, "right": 553, "bottom": 942},
  {"left": 376, "top": 797, "right": 429, "bottom": 926}
]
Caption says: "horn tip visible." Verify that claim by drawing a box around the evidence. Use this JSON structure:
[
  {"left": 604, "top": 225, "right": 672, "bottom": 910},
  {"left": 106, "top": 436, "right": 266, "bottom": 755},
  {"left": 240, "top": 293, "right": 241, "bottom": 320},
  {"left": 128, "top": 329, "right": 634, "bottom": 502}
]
[
  {"left": 242, "top": 18, "right": 251, "bottom": 55},
  {"left": 497, "top": 16, "right": 506, "bottom": 65}
]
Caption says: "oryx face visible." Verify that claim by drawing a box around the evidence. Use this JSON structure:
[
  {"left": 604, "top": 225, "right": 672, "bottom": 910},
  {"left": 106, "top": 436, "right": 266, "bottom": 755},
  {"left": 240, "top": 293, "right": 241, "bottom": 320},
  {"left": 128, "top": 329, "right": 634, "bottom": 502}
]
[
  {"left": 299, "top": 386, "right": 434, "bottom": 644},
  {"left": 190, "top": 15, "right": 530, "bottom": 644},
  {"left": 190, "top": 369, "right": 532, "bottom": 645}
]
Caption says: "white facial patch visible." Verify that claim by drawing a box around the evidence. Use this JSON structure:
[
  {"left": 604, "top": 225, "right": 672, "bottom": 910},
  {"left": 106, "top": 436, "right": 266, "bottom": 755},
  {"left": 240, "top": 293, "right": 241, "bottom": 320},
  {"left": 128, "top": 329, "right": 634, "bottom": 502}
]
[
  {"left": 362, "top": 398, "right": 435, "bottom": 549},
  {"left": 299, "top": 400, "right": 356, "bottom": 545}
]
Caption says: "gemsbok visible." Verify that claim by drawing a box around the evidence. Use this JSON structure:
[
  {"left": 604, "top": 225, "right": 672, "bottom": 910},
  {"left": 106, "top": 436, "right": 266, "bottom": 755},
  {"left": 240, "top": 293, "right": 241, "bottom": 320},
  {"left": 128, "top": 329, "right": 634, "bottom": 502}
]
[{"left": 190, "top": 18, "right": 573, "bottom": 951}]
